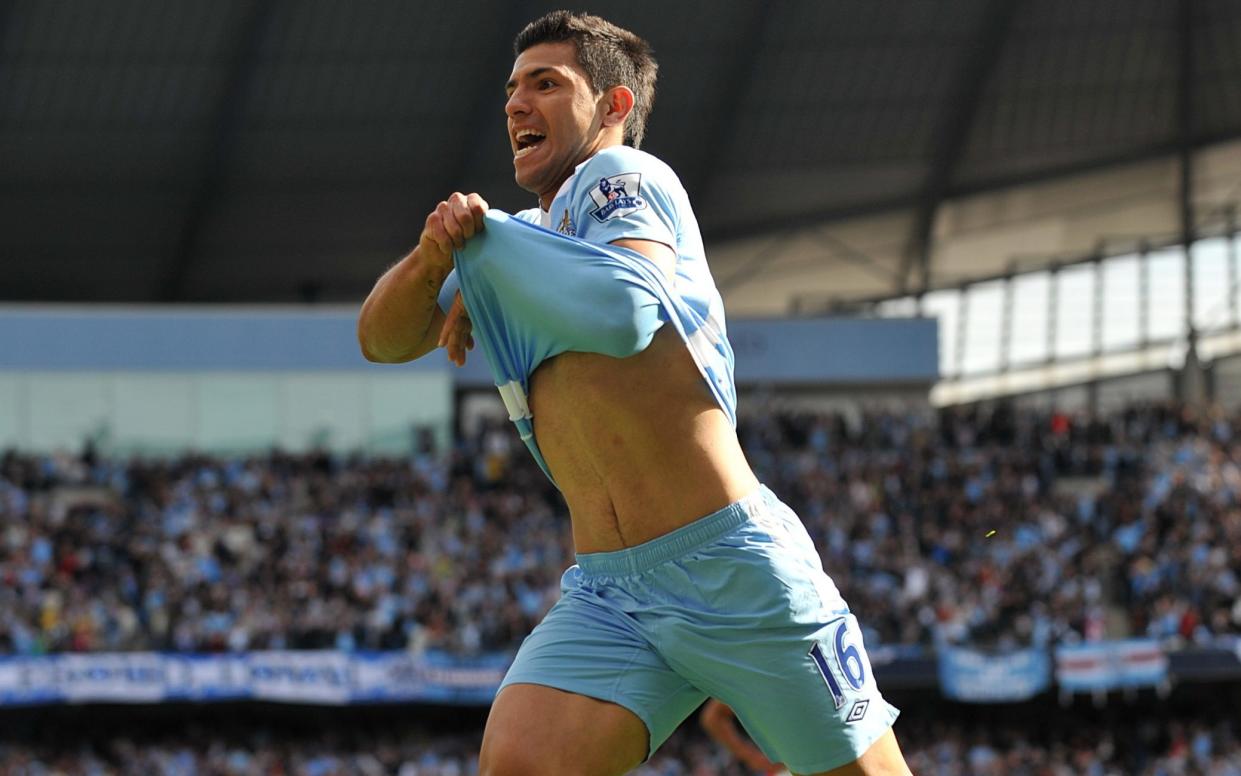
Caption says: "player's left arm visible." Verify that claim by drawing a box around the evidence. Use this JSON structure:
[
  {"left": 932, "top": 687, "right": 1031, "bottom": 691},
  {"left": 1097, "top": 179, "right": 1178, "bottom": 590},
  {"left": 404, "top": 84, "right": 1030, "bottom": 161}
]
[
  {"left": 610, "top": 238, "right": 675, "bottom": 281},
  {"left": 574, "top": 148, "right": 684, "bottom": 284}
]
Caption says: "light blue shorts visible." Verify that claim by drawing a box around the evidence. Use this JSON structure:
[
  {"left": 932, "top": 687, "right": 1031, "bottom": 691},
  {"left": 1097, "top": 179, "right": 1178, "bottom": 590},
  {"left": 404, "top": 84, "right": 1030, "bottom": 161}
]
[{"left": 498, "top": 486, "right": 900, "bottom": 774}]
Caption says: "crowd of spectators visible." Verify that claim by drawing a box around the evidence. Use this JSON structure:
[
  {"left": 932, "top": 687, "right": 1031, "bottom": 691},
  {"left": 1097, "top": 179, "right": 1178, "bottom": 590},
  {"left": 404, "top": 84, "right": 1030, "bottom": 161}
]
[
  {"left": 0, "top": 429, "right": 568, "bottom": 655},
  {"left": 0, "top": 401, "right": 1239, "bottom": 656},
  {"left": 900, "top": 716, "right": 1241, "bottom": 776},
  {"left": 2, "top": 713, "right": 1240, "bottom": 775},
  {"left": 2, "top": 401, "right": 1241, "bottom": 774},
  {"left": 744, "top": 400, "right": 1241, "bottom": 648}
]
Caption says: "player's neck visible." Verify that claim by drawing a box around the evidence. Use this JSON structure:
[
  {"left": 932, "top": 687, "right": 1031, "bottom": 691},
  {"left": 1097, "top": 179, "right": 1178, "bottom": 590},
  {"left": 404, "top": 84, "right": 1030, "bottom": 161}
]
[
  {"left": 537, "top": 138, "right": 628, "bottom": 211},
  {"left": 538, "top": 187, "right": 560, "bottom": 212},
  {"left": 538, "top": 169, "right": 578, "bottom": 211}
]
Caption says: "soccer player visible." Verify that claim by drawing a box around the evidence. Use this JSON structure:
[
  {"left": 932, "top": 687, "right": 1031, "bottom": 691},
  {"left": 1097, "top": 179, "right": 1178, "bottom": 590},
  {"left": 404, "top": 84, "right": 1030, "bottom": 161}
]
[{"left": 357, "top": 11, "right": 910, "bottom": 776}]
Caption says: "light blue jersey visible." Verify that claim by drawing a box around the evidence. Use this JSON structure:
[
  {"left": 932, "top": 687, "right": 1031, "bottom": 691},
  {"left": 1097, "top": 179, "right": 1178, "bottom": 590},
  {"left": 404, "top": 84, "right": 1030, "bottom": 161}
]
[{"left": 440, "top": 146, "right": 736, "bottom": 484}]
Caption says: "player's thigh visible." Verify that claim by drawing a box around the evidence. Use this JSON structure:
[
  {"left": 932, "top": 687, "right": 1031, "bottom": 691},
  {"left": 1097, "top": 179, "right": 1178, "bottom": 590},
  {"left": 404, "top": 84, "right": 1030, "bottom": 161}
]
[
  {"left": 479, "top": 682, "right": 649, "bottom": 776},
  {"left": 803, "top": 729, "right": 911, "bottom": 776}
]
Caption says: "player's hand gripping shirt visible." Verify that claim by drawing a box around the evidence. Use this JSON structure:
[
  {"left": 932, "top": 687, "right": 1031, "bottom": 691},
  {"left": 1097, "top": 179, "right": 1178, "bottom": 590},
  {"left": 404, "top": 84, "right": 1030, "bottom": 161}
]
[{"left": 439, "top": 146, "right": 735, "bottom": 484}]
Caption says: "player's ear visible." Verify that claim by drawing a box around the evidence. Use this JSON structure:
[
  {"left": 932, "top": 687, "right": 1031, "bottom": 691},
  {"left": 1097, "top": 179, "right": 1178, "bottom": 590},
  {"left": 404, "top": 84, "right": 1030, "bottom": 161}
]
[{"left": 601, "top": 85, "right": 635, "bottom": 130}]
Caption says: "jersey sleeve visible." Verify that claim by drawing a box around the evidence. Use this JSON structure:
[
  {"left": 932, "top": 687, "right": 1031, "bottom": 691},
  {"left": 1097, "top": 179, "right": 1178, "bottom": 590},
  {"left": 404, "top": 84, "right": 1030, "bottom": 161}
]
[{"left": 572, "top": 149, "right": 681, "bottom": 249}]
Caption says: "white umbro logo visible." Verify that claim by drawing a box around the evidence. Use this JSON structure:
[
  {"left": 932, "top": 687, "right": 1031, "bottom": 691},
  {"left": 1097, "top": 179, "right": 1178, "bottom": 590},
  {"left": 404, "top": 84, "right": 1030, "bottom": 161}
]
[{"left": 845, "top": 699, "right": 869, "bottom": 723}]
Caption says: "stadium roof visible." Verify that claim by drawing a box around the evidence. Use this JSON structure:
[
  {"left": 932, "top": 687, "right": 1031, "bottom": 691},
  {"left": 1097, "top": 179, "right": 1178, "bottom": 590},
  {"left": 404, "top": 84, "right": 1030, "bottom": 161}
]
[{"left": 2, "top": 0, "right": 1240, "bottom": 303}]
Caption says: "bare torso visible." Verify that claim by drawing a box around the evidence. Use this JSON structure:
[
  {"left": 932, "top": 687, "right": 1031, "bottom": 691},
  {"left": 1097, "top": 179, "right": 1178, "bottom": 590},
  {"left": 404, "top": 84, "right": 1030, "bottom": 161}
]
[{"left": 529, "top": 325, "right": 759, "bottom": 553}]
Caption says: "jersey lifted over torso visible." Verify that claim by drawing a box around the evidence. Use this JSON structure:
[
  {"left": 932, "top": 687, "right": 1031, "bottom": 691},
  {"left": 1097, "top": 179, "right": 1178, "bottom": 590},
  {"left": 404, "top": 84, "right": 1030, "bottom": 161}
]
[{"left": 439, "top": 146, "right": 736, "bottom": 484}]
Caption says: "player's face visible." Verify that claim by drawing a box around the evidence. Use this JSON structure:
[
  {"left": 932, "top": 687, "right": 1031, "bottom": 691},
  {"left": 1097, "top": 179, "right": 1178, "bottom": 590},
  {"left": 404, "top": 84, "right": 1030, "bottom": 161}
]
[{"left": 505, "top": 42, "right": 609, "bottom": 207}]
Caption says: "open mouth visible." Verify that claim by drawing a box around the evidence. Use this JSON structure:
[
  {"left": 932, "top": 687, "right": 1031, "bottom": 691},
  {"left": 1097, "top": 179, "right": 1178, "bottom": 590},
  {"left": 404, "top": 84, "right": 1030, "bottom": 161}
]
[{"left": 514, "top": 128, "right": 546, "bottom": 159}]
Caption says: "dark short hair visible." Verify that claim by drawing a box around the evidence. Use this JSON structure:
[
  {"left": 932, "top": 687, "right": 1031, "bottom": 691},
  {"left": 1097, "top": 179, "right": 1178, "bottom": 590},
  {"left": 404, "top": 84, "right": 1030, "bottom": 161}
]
[{"left": 514, "top": 10, "right": 658, "bottom": 149}]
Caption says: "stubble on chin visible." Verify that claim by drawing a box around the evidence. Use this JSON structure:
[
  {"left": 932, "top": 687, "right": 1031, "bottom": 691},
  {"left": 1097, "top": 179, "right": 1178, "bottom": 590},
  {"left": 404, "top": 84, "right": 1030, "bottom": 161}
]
[
  {"left": 513, "top": 171, "right": 539, "bottom": 197},
  {"left": 515, "top": 164, "right": 554, "bottom": 199}
]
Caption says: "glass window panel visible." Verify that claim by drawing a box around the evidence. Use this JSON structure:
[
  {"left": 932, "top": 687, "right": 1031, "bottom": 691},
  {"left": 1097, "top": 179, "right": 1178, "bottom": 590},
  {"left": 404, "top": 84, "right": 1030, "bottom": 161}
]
[
  {"left": 0, "top": 376, "right": 19, "bottom": 450},
  {"left": 1235, "top": 235, "right": 1241, "bottom": 327},
  {"left": 1055, "top": 264, "right": 1095, "bottom": 359},
  {"left": 921, "top": 289, "right": 960, "bottom": 378},
  {"left": 1009, "top": 272, "right": 1049, "bottom": 365},
  {"left": 112, "top": 375, "right": 196, "bottom": 453},
  {"left": 1101, "top": 255, "right": 1140, "bottom": 351},
  {"left": 280, "top": 375, "right": 368, "bottom": 452},
  {"left": 1234, "top": 235, "right": 1241, "bottom": 328},
  {"left": 961, "top": 281, "right": 1005, "bottom": 375},
  {"left": 26, "top": 374, "right": 111, "bottom": 452},
  {"left": 1146, "top": 248, "right": 1186, "bottom": 342},
  {"left": 1192, "top": 238, "right": 1230, "bottom": 332},
  {"left": 367, "top": 373, "right": 453, "bottom": 453},
  {"left": 198, "top": 374, "right": 281, "bottom": 451},
  {"left": 876, "top": 296, "right": 919, "bottom": 318}
]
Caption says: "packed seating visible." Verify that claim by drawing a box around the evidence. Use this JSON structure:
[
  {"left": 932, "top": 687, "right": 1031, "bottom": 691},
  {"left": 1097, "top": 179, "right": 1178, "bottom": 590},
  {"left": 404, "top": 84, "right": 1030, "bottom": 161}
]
[
  {"left": 0, "top": 402, "right": 1238, "bottom": 656},
  {"left": 746, "top": 401, "right": 1241, "bottom": 649},
  {"left": 1, "top": 714, "right": 1238, "bottom": 775}
]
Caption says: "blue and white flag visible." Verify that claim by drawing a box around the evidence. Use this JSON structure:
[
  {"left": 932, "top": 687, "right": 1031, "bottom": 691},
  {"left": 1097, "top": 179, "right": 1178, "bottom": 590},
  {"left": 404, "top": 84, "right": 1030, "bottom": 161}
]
[
  {"left": 0, "top": 651, "right": 510, "bottom": 707},
  {"left": 937, "top": 646, "right": 1051, "bottom": 703},
  {"left": 1055, "top": 639, "right": 1168, "bottom": 692}
]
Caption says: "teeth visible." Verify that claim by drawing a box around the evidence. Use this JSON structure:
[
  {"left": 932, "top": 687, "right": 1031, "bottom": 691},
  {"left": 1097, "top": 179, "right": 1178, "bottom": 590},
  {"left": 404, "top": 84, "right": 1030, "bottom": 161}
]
[
  {"left": 516, "top": 129, "right": 543, "bottom": 141},
  {"left": 515, "top": 145, "right": 538, "bottom": 159}
]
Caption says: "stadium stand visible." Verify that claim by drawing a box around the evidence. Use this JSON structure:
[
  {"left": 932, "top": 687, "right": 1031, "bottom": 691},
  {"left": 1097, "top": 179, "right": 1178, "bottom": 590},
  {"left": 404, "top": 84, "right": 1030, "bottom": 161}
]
[
  {"left": 2, "top": 402, "right": 1241, "bottom": 772},
  {"left": 3, "top": 403, "right": 1238, "bottom": 658},
  {"left": 2, "top": 698, "right": 1241, "bottom": 774}
]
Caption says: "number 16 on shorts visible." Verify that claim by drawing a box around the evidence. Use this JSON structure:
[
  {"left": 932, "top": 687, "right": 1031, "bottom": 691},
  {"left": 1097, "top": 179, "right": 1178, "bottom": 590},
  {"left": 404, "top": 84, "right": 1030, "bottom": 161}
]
[{"left": 808, "top": 617, "right": 870, "bottom": 720}]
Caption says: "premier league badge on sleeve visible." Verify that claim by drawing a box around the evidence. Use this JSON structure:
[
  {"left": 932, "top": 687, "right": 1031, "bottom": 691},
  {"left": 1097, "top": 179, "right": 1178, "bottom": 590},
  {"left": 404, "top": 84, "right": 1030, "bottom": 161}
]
[{"left": 588, "top": 173, "right": 646, "bottom": 223}]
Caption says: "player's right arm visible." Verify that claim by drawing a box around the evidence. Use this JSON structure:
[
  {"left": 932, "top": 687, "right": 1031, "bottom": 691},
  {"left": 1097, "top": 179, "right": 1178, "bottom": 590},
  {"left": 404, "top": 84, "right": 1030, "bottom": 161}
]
[{"left": 357, "top": 193, "right": 486, "bottom": 363}]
